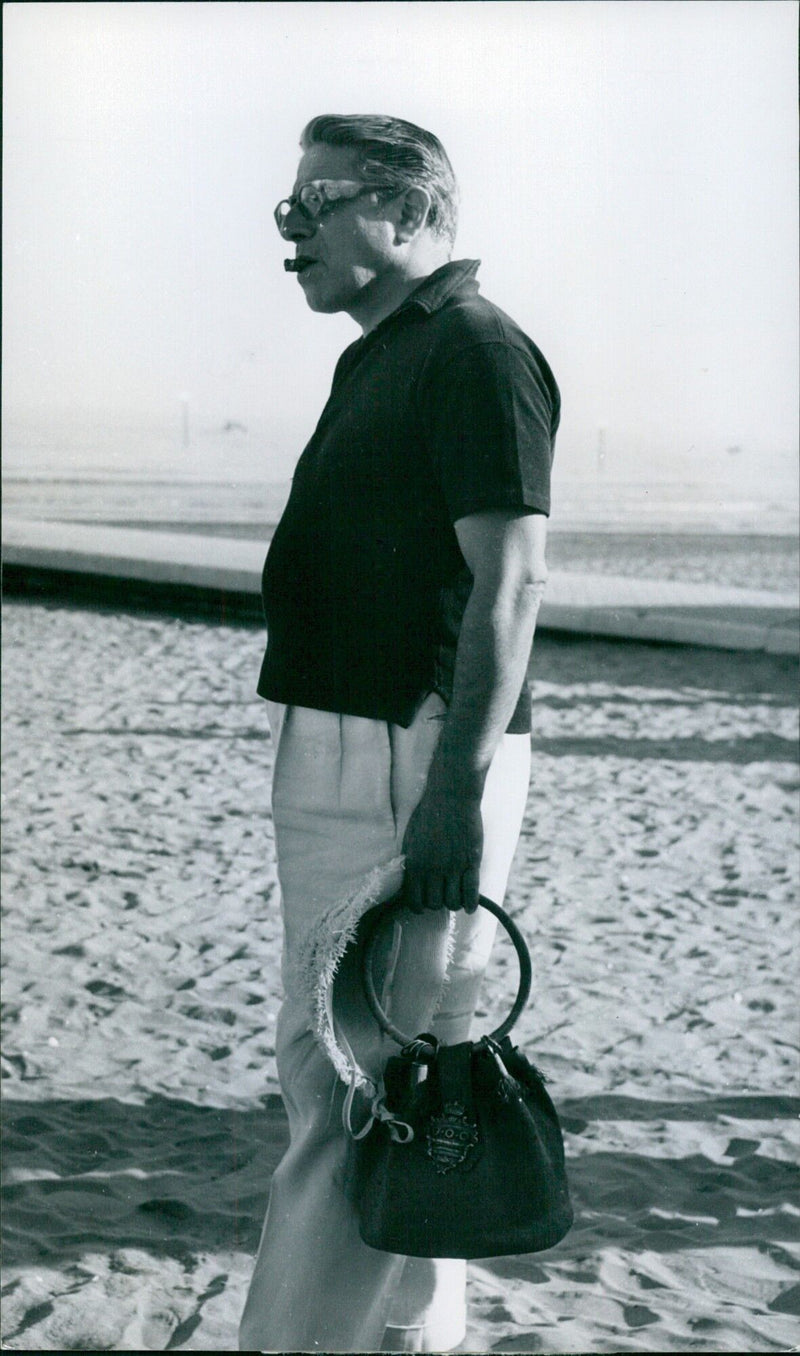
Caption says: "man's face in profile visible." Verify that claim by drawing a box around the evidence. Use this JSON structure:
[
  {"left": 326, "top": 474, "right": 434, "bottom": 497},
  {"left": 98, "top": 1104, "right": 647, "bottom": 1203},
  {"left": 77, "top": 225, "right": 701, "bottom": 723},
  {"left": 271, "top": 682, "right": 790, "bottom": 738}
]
[{"left": 281, "top": 143, "right": 396, "bottom": 315}]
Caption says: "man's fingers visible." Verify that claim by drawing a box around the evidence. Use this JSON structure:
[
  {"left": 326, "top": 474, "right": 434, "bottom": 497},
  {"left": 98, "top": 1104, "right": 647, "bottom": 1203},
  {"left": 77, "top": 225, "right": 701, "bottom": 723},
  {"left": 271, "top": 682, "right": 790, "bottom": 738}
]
[
  {"left": 406, "top": 873, "right": 479, "bottom": 913},
  {"left": 423, "top": 876, "right": 446, "bottom": 912},
  {"left": 403, "top": 873, "right": 445, "bottom": 913},
  {"left": 443, "top": 874, "right": 463, "bottom": 912},
  {"left": 402, "top": 873, "right": 427, "bottom": 915},
  {"left": 460, "top": 866, "right": 481, "bottom": 914}
]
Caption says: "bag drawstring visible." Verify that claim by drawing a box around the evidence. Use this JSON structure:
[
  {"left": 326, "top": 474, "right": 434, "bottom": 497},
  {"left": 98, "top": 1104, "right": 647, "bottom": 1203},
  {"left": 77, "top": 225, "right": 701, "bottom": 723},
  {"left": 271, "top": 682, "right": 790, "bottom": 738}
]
[
  {"left": 333, "top": 996, "right": 414, "bottom": 1143},
  {"left": 329, "top": 912, "right": 415, "bottom": 1143},
  {"left": 343, "top": 1071, "right": 415, "bottom": 1143}
]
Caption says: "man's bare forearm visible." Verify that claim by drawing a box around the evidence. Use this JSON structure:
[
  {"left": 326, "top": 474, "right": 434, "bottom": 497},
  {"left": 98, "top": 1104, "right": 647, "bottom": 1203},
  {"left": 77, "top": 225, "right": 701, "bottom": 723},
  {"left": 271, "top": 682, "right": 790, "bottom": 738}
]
[
  {"left": 400, "top": 509, "right": 547, "bottom": 912},
  {"left": 424, "top": 570, "right": 546, "bottom": 800}
]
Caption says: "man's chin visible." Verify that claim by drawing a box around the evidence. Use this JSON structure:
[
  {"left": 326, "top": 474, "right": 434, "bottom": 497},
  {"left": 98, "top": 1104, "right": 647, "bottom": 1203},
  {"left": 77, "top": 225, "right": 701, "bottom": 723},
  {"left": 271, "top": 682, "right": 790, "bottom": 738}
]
[
  {"left": 302, "top": 291, "right": 342, "bottom": 314},
  {"left": 298, "top": 269, "right": 371, "bottom": 315},
  {"left": 298, "top": 276, "right": 338, "bottom": 312}
]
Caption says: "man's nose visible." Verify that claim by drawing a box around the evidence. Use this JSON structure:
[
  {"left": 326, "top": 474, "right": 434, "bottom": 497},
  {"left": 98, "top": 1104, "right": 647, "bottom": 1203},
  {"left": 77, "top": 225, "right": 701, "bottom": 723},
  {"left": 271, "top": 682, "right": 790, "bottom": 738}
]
[{"left": 282, "top": 207, "right": 316, "bottom": 242}]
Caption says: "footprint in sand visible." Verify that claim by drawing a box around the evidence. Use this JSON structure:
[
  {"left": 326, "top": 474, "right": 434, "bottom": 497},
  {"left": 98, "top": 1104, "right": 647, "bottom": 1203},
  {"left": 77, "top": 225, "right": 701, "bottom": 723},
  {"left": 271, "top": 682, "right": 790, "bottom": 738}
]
[{"left": 623, "top": 1302, "right": 659, "bottom": 1328}]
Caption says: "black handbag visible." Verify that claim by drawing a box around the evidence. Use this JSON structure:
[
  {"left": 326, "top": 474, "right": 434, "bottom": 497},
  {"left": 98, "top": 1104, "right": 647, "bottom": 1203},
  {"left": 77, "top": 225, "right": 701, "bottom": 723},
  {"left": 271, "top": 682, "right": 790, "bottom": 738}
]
[{"left": 350, "top": 895, "right": 574, "bottom": 1259}]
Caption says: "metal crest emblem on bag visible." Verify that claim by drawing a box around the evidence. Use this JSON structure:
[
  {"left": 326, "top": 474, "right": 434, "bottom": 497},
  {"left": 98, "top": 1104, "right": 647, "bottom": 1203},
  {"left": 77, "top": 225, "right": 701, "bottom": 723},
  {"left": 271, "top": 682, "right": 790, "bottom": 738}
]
[{"left": 425, "top": 1101, "right": 479, "bottom": 1173}]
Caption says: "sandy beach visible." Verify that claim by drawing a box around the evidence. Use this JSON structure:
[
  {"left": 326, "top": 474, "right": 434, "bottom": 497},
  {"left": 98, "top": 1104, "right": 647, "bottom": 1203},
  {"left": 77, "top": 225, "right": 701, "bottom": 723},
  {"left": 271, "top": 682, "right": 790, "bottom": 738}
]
[{"left": 2, "top": 598, "right": 798, "bottom": 1352}]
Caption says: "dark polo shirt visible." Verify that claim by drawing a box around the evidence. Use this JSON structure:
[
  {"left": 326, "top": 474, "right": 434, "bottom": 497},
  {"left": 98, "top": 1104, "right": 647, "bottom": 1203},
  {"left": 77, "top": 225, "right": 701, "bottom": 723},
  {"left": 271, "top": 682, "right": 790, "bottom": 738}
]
[{"left": 257, "top": 259, "right": 559, "bottom": 731}]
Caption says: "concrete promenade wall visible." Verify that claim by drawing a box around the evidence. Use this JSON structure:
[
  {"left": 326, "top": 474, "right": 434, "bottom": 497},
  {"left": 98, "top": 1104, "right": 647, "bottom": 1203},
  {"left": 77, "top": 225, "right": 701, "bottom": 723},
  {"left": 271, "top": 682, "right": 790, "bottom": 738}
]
[{"left": 3, "top": 517, "right": 798, "bottom": 655}]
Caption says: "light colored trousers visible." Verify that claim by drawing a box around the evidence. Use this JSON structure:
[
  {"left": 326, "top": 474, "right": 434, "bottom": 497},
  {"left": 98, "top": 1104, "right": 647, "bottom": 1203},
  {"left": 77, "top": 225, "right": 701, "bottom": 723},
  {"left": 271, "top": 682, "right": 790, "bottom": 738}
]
[{"left": 239, "top": 695, "right": 531, "bottom": 1353}]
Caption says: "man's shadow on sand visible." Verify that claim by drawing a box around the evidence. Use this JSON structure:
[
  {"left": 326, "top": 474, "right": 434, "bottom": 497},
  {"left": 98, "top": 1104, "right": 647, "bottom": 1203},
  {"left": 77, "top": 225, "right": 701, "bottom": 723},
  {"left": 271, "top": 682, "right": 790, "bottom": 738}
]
[{"left": 3, "top": 1091, "right": 799, "bottom": 1274}]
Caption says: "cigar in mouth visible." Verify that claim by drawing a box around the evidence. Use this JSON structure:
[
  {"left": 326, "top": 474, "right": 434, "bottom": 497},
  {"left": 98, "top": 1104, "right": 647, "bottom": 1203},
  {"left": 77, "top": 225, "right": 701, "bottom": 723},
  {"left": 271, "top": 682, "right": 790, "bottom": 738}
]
[{"left": 284, "top": 258, "right": 301, "bottom": 272}]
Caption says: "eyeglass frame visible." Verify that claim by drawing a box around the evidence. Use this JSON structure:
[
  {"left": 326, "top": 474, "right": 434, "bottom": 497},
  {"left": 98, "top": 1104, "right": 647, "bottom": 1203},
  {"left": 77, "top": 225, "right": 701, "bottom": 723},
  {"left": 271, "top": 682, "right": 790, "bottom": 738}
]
[{"left": 273, "top": 178, "right": 397, "bottom": 237}]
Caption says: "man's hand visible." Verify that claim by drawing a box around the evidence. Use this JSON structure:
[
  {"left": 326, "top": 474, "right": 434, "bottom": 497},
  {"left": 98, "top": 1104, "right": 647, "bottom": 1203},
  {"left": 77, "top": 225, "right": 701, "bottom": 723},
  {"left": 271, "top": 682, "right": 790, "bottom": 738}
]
[{"left": 400, "top": 784, "right": 484, "bottom": 913}]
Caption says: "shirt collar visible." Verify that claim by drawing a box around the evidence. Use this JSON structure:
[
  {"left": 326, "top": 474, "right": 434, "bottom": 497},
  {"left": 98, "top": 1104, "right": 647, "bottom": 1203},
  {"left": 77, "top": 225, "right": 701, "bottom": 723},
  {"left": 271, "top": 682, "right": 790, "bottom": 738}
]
[{"left": 394, "top": 258, "right": 481, "bottom": 318}]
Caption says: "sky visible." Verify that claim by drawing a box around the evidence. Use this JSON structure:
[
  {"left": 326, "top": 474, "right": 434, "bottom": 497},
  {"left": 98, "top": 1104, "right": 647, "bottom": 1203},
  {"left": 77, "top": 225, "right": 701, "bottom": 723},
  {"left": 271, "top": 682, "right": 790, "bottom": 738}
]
[{"left": 3, "top": 0, "right": 798, "bottom": 492}]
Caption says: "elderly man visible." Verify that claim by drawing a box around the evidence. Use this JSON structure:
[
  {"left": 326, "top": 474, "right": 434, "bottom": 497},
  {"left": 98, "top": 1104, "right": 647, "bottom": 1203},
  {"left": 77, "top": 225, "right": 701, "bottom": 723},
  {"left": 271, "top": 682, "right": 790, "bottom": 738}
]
[{"left": 240, "top": 115, "right": 559, "bottom": 1353}]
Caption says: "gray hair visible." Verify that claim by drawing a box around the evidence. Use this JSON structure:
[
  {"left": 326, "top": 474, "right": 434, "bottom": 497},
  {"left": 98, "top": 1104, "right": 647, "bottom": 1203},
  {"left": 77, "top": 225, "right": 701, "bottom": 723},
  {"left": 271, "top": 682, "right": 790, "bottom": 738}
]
[{"left": 300, "top": 114, "right": 459, "bottom": 247}]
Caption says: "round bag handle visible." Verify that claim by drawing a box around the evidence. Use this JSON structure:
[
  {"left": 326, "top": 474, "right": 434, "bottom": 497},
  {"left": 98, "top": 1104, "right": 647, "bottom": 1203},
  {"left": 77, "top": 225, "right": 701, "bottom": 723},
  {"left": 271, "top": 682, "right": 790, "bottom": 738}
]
[{"left": 360, "top": 894, "right": 532, "bottom": 1048}]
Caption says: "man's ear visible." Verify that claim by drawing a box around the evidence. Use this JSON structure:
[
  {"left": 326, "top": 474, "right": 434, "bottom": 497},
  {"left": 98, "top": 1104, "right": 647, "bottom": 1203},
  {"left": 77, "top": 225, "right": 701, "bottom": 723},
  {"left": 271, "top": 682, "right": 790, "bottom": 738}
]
[{"left": 392, "top": 186, "right": 432, "bottom": 242}]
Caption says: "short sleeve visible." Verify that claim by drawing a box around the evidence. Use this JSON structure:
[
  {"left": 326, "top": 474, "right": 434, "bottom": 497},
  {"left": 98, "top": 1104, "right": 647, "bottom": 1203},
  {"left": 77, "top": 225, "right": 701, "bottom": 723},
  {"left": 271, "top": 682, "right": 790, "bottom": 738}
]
[{"left": 420, "top": 340, "right": 558, "bottom": 522}]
